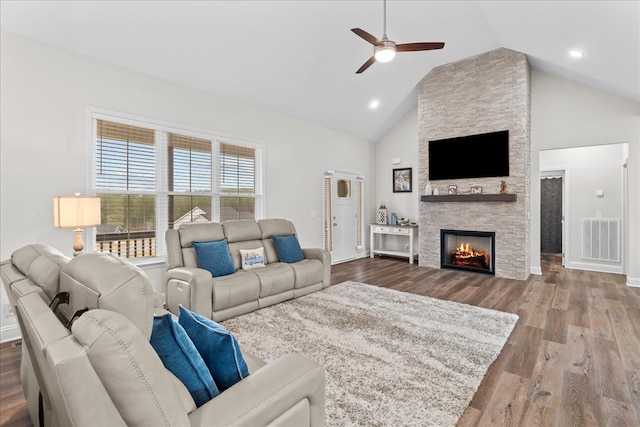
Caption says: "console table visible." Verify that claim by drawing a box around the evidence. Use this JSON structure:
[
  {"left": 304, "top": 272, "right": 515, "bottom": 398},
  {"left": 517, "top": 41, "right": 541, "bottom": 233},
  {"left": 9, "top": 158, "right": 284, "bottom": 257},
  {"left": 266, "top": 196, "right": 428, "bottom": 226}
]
[{"left": 370, "top": 224, "right": 418, "bottom": 264}]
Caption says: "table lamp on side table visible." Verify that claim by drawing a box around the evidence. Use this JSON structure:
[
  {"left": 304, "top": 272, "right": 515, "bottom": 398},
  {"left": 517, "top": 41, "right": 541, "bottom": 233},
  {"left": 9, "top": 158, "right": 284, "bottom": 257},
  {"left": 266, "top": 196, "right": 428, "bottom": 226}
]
[{"left": 53, "top": 193, "right": 101, "bottom": 256}]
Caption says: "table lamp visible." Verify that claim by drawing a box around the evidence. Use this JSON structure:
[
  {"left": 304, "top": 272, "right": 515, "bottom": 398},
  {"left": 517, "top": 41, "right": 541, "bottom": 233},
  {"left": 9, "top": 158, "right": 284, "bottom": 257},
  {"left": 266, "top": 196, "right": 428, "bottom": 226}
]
[{"left": 53, "top": 193, "right": 101, "bottom": 256}]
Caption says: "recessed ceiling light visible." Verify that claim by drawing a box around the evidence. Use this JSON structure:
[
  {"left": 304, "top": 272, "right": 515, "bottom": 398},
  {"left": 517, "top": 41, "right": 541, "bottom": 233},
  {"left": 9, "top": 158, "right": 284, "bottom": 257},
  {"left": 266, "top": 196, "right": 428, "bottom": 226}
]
[
  {"left": 569, "top": 49, "right": 586, "bottom": 58},
  {"left": 369, "top": 99, "right": 380, "bottom": 109}
]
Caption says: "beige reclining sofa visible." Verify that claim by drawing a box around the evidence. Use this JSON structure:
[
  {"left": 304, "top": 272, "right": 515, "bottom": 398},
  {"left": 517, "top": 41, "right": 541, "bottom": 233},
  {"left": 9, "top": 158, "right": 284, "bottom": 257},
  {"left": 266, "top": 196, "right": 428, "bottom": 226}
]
[
  {"left": 2, "top": 245, "right": 326, "bottom": 427},
  {"left": 165, "top": 219, "right": 331, "bottom": 321}
]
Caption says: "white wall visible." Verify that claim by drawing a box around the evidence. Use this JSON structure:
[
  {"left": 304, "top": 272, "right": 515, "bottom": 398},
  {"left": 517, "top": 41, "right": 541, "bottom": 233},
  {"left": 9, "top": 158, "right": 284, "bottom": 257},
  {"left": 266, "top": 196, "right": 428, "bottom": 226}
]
[
  {"left": 540, "top": 144, "right": 626, "bottom": 271},
  {"left": 373, "top": 107, "right": 419, "bottom": 250},
  {"left": 531, "top": 70, "right": 640, "bottom": 284},
  {"left": 0, "top": 32, "right": 375, "bottom": 341}
]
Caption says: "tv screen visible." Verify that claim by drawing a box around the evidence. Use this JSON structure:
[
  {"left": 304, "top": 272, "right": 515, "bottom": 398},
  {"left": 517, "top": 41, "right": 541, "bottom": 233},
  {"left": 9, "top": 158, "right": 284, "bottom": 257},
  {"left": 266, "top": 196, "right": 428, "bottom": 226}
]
[{"left": 428, "top": 130, "right": 509, "bottom": 181}]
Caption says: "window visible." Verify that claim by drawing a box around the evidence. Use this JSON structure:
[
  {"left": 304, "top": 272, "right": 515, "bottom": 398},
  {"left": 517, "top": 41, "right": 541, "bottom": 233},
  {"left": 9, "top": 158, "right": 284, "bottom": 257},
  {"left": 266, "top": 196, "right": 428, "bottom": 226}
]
[
  {"left": 95, "top": 120, "right": 157, "bottom": 258},
  {"left": 92, "top": 112, "right": 264, "bottom": 259},
  {"left": 168, "top": 133, "right": 212, "bottom": 229},
  {"left": 219, "top": 143, "right": 259, "bottom": 222}
]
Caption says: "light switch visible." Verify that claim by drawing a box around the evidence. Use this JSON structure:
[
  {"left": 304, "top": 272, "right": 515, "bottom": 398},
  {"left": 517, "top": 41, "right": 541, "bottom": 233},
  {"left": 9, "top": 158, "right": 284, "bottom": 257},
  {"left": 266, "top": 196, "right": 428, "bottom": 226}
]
[{"left": 596, "top": 190, "right": 604, "bottom": 197}]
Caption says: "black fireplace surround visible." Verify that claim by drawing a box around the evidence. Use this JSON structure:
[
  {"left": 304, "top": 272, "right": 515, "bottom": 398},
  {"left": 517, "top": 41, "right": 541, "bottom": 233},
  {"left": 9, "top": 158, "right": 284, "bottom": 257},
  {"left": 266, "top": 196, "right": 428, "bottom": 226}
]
[{"left": 440, "top": 229, "right": 495, "bottom": 275}]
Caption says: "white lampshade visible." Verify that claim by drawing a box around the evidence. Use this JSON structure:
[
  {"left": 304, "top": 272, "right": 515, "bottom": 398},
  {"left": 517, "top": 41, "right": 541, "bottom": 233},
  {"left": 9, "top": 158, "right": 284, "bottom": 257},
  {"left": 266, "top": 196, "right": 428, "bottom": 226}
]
[{"left": 53, "top": 194, "right": 101, "bottom": 229}]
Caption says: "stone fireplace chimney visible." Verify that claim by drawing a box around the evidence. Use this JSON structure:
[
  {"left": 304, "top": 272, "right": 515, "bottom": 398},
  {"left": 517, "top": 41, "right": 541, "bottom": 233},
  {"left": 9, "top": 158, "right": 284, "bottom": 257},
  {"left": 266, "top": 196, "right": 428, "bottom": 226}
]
[{"left": 418, "top": 48, "right": 531, "bottom": 280}]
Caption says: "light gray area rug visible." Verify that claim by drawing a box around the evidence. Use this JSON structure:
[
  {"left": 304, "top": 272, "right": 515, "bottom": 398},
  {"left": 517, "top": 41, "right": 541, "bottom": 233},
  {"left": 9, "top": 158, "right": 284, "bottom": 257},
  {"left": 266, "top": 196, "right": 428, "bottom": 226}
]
[{"left": 222, "top": 281, "right": 518, "bottom": 426}]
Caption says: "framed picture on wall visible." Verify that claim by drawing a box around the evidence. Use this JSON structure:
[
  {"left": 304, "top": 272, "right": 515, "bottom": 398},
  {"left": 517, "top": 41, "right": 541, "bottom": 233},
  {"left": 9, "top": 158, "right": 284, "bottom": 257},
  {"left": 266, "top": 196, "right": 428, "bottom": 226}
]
[{"left": 393, "top": 168, "right": 412, "bottom": 193}]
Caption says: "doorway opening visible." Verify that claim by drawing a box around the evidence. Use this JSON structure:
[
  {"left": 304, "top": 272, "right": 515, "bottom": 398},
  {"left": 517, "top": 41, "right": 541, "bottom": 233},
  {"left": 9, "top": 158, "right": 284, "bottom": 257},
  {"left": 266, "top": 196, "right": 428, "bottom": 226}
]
[
  {"left": 539, "top": 143, "right": 628, "bottom": 275},
  {"left": 540, "top": 169, "right": 565, "bottom": 266}
]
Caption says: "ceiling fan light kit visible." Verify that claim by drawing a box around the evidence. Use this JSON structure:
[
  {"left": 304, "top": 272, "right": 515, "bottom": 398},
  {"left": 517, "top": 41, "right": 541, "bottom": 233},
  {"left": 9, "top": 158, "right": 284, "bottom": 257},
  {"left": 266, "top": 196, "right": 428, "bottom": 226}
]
[
  {"left": 374, "top": 39, "right": 396, "bottom": 62},
  {"left": 352, "top": 0, "right": 444, "bottom": 73}
]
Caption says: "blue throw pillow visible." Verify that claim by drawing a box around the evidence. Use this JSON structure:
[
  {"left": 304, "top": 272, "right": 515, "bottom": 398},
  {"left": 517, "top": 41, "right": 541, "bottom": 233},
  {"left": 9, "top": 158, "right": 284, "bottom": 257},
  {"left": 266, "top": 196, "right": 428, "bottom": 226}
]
[
  {"left": 150, "top": 313, "right": 219, "bottom": 406},
  {"left": 178, "top": 306, "right": 250, "bottom": 391},
  {"left": 192, "top": 239, "right": 236, "bottom": 277},
  {"left": 272, "top": 234, "right": 304, "bottom": 263}
]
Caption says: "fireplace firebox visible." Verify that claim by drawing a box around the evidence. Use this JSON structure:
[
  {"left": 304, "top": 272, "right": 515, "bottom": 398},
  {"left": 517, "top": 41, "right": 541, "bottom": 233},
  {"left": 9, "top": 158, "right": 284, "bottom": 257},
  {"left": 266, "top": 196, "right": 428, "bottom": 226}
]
[{"left": 440, "top": 229, "right": 495, "bottom": 275}]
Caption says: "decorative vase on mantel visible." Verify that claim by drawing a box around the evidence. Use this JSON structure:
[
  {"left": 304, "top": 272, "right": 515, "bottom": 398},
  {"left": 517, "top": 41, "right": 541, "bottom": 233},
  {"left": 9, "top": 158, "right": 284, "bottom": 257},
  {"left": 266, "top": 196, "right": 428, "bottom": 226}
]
[{"left": 424, "top": 182, "right": 432, "bottom": 195}]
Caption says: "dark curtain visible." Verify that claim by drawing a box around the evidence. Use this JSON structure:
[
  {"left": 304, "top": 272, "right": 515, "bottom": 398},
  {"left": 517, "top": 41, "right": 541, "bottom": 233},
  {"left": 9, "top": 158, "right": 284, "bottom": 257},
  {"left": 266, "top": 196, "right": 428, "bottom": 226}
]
[{"left": 540, "top": 177, "right": 563, "bottom": 254}]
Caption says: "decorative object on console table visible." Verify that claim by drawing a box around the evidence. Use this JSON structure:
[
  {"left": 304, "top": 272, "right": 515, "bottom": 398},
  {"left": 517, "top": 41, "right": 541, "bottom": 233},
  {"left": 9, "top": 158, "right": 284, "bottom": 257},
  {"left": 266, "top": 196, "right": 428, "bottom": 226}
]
[
  {"left": 393, "top": 168, "right": 412, "bottom": 193},
  {"left": 377, "top": 202, "right": 388, "bottom": 224},
  {"left": 53, "top": 193, "right": 101, "bottom": 256},
  {"left": 448, "top": 185, "right": 457, "bottom": 195},
  {"left": 471, "top": 186, "right": 482, "bottom": 195}
]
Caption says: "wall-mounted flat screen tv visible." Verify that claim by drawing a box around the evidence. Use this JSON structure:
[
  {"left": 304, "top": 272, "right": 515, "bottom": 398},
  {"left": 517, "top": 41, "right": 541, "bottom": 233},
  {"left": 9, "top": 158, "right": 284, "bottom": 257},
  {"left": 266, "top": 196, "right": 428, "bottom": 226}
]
[{"left": 428, "top": 130, "right": 509, "bottom": 181}]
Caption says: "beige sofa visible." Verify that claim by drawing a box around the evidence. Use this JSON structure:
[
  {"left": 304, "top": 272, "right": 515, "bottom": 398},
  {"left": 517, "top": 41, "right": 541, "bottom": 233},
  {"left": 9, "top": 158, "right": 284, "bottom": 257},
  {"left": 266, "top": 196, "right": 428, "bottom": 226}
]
[
  {"left": 2, "top": 245, "right": 326, "bottom": 427},
  {"left": 165, "top": 219, "right": 331, "bottom": 321}
]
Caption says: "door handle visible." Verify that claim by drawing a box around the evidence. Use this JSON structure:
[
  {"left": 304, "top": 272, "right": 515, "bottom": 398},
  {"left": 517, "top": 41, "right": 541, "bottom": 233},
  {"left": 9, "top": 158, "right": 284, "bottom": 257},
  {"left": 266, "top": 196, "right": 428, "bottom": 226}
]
[{"left": 333, "top": 222, "right": 338, "bottom": 226}]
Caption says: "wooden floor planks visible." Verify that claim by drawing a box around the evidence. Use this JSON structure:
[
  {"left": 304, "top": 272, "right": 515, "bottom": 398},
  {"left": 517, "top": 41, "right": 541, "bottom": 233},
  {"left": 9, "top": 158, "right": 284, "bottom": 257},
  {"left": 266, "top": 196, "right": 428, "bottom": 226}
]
[{"left": 1, "top": 255, "right": 638, "bottom": 426}]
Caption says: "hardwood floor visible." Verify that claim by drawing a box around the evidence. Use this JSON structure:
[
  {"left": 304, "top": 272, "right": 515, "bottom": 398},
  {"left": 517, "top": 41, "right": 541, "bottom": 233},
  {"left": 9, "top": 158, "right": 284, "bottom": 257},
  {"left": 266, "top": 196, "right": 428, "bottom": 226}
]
[
  {"left": 1, "top": 256, "right": 638, "bottom": 426},
  {"left": 332, "top": 256, "right": 640, "bottom": 426},
  {"left": 0, "top": 340, "right": 30, "bottom": 427}
]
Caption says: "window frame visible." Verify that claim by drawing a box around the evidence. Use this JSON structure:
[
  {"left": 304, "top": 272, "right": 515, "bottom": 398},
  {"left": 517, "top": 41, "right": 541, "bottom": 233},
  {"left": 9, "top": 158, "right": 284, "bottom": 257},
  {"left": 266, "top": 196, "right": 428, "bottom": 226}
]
[{"left": 87, "top": 107, "right": 265, "bottom": 264}]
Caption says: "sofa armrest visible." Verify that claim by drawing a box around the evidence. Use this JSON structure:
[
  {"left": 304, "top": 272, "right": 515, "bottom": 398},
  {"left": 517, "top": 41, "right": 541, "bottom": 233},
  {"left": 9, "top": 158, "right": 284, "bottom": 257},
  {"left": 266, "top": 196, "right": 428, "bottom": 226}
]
[
  {"left": 302, "top": 248, "right": 331, "bottom": 288},
  {"left": 189, "top": 353, "right": 325, "bottom": 427},
  {"left": 165, "top": 267, "right": 213, "bottom": 317}
]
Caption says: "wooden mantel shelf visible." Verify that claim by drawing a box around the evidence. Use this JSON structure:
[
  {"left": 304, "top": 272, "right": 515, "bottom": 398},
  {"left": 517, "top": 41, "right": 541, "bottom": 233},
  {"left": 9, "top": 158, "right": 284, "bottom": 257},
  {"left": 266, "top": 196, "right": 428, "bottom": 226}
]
[{"left": 421, "top": 193, "right": 517, "bottom": 202}]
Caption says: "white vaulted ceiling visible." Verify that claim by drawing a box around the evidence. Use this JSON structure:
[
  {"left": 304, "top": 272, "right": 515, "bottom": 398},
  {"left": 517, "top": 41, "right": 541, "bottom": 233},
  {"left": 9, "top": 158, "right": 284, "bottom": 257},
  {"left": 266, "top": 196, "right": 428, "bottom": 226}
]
[{"left": 1, "top": 1, "right": 638, "bottom": 141}]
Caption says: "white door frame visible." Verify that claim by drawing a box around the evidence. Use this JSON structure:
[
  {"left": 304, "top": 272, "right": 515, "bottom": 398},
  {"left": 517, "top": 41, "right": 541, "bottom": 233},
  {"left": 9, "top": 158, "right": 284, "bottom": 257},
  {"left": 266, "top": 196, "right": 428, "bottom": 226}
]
[{"left": 323, "top": 169, "right": 364, "bottom": 264}]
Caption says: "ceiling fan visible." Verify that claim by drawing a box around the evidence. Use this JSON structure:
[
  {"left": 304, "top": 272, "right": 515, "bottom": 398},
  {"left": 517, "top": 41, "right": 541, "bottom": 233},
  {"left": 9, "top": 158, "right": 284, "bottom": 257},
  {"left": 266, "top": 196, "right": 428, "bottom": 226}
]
[{"left": 351, "top": 0, "right": 445, "bottom": 74}]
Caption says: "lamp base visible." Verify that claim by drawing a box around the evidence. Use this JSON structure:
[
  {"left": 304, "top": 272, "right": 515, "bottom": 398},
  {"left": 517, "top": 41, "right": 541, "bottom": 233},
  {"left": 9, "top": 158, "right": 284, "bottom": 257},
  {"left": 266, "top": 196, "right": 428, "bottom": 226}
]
[{"left": 73, "top": 228, "right": 85, "bottom": 257}]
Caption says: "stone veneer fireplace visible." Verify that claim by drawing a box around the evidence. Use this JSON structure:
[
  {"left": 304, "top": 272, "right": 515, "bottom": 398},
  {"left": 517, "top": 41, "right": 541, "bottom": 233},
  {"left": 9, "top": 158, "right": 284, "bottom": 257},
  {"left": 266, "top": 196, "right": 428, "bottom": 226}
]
[{"left": 418, "top": 48, "right": 531, "bottom": 280}]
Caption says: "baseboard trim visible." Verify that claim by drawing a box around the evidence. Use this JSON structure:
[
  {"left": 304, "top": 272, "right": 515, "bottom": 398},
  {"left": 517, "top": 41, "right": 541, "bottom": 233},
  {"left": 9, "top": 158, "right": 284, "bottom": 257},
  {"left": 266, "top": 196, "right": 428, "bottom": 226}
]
[
  {"left": 0, "top": 324, "right": 21, "bottom": 344},
  {"left": 530, "top": 266, "right": 542, "bottom": 275},
  {"left": 565, "top": 261, "right": 624, "bottom": 275},
  {"left": 627, "top": 276, "right": 640, "bottom": 288}
]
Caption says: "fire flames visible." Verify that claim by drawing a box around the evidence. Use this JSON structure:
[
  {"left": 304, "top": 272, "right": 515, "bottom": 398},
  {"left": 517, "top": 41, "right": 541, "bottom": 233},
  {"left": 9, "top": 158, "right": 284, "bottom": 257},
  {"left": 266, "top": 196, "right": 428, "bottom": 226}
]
[{"left": 452, "top": 242, "right": 489, "bottom": 269}]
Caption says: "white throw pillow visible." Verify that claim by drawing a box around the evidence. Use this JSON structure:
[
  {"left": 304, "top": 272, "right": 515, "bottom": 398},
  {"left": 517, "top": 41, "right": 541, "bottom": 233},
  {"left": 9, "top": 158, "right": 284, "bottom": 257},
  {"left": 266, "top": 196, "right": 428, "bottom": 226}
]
[{"left": 239, "top": 247, "right": 266, "bottom": 270}]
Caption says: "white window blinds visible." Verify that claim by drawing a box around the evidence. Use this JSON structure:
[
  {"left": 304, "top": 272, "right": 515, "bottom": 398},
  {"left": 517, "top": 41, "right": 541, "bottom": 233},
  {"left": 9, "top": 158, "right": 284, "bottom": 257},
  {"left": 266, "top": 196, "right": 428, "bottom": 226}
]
[{"left": 92, "top": 113, "right": 265, "bottom": 259}]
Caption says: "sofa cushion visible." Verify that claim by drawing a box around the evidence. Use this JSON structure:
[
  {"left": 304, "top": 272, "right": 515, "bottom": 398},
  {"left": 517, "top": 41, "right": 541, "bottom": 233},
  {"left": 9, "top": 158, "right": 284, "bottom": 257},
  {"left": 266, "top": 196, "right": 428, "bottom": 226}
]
[
  {"left": 193, "top": 239, "right": 236, "bottom": 277},
  {"left": 239, "top": 247, "right": 265, "bottom": 270},
  {"left": 73, "top": 309, "right": 191, "bottom": 426},
  {"left": 11, "top": 244, "right": 68, "bottom": 301},
  {"left": 177, "top": 222, "right": 226, "bottom": 268},
  {"left": 223, "top": 220, "right": 262, "bottom": 242},
  {"left": 272, "top": 235, "right": 305, "bottom": 263},
  {"left": 178, "top": 306, "right": 250, "bottom": 391},
  {"left": 178, "top": 222, "right": 225, "bottom": 248},
  {"left": 289, "top": 259, "right": 325, "bottom": 289},
  {"left": 211, "top": 271, "right": 260, "bottom": 311},
  {"left": 59, "top": 252, "right": 154, "bottom": 338},
  {"left": 150, "top": 313, "right": 219, "bottom": 406},
  {"left": 258, "top": 219, "right": 296, "bottom": 239},
  {"left": 252, "top": 263, "right": 295, "bottom": 297}
]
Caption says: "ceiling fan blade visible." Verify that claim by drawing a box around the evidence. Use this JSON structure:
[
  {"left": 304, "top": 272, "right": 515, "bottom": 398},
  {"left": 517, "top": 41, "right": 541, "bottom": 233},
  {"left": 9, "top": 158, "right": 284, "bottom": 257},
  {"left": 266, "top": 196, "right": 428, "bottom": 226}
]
[
  {"left": 351, "top": 28, "right": 382, "bottom": 46},
  {"left": 356, "top": 56, "right": 376, "bottom": 74},
  {"left": 396, "top": 42, "right": 445, "bottom": 52}
]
